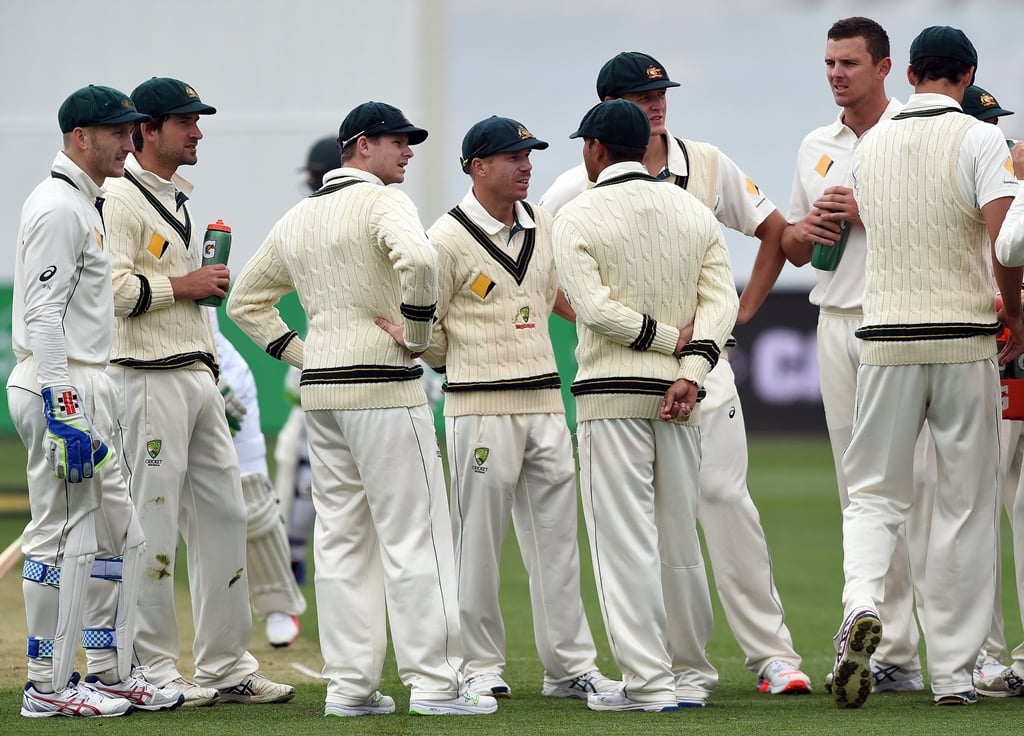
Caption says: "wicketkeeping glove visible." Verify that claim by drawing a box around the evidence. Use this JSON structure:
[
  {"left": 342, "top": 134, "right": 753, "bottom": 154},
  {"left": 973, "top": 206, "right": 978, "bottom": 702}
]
[
  {"left": 41, "top": 384, "right": 111, "bottom": 483},
  {"left": 220, "top": 383, "right": 248, "bottom": 436}
]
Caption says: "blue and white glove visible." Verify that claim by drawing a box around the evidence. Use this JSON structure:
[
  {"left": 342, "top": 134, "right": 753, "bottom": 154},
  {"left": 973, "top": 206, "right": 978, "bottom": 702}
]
[
  {"left": 220, "top": 383, "right": 248, "bottom": 436},
  {"left": 41, "top": 384, "right": 111, "bottom": 483}
]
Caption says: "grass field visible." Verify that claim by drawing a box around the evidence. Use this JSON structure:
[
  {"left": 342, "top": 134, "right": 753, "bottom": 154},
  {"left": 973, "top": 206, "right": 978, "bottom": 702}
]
[{"left": 0, "top": 435, "right": 1021, "bottom": 735}]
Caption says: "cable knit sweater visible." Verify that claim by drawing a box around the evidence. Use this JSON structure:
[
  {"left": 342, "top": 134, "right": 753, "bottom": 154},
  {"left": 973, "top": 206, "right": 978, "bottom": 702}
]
[
  {"left": 422, "top": 191, "right": 564, "bottom": 417},
  {"left": 553, "top": 161, "right": 738, "bottom": 423},
  {"left": 855, "top": 109, "right": 998, "bottom": 365},
  {"left": 104, "top": 155, "right": 218, "bottom": 377},
  {"left": 227, "top": 167, "right": 437, "bottom": 410}
]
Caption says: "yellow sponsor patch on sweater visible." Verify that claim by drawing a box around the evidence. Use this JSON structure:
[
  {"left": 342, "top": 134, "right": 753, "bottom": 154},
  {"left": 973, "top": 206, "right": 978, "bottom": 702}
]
[
  {"left": 1005, "top": 156, "right": 1015, "bottom": 176},
  {"left": 147, "top": 233, "right": 169, "bottom": 259},
  {"left": 745, "top": 177, "right": 761, "bottom": 195},
  {"left": 815, "top": 154, "right": 834, "bottom": 177},
  {"left": 469, "top": 273, "right": 495, "bottom": 299},
  {"left": 94, "top": 228, "right": 104, "bottom": 251}
]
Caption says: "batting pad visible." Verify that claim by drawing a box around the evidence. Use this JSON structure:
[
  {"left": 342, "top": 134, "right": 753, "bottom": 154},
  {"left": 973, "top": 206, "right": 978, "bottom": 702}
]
[{"left": 241, "top": 473, "right": 307, "bottom": 619}]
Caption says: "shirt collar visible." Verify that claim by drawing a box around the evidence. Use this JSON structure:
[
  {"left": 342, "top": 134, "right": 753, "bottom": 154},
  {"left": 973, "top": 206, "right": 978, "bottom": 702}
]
[
  {"left": 902, "top": 92, "right": 962, "bottom": 113},
  {"left": 595, "top": 160, "right": 649, "bottom": 184},
  {"left": 51, "top": 150, "right": 105, "bottom": 200},
  {"left": 458, "top": 187, "right": 536, "bottom": 237},
  {"left": 125, "top": 154, "right": 194, "bottom": 202},
  {"left": 663, "top": 129, "right": 688, "bottom": 178},
  {"left": 325, "top": 166, "right": 384, "bottom": 187},
  {"left": 830, "top": 98, "right": 905, "bottom": 138}
]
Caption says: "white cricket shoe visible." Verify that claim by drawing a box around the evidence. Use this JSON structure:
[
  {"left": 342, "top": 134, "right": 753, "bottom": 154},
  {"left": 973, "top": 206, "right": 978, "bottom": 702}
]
[
  {"left": 218, "top": 672, "right": 296, "bottom": 704},
  {"left": 164, "top": 676, "right": 219, "bottom": 707},
  {"left": 587, "top": 691, "right": 678, "bottom": 712},
  {"left": 831, "top": 607, "right": 882, "bottom": 709},
  {"left": 325, "top": 691, "right": 395, "bottom": 716},
  {"left": 465, "top": 673, "right": 511, "bottom": 698},
  {"left": 975, "top": 656, "right": 1007, "bottom": 683},
  {"left": 757, "top": 659, "right": 812, "bottom": 694},
  {"left": 542, "top": 670, "right": 621, "bottom": 698},
  {"left": 871, "top": 661, "right": 924, "bottom": 692},
  {"left": 409, "top": 691, "right": 498, "bottom": 715},
  {"left": 21, "top": 672, "right": 134, "bottom": 718},
  {"left": 266, "top": 612, "right": 300, "bottom": 648},
  {"left": 83, "top": 671, "right": 184, "bottom": 711},
  {"left": 977, "top": 665, "right": 1024, "bottom": 697}
]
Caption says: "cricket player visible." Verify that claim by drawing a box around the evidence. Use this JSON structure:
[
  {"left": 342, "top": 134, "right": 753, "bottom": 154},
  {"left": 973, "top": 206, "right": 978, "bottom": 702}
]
[
  {"left": 781, "top": 17, "right": 928, "bottom": 694},
  {"left": 541, "top": 51, "right": 810, "bottom": 694},
  {"left": 9, "top": 84, "right": 182, "bottom": 717},
  {"left": 103, "top": 76, "right": 294, "bottom": 706},
  {"left": 832, "top": 26, "right": 1022, "bottom": 708},
  {"left": 383, "top": 115, "right": 617, "bottom": 700},
  {"left": 227, "top": 100, "right": 497, "bottom": 718},
  {"left": 554, "top": 98, "right": 738, "bottom": 711}
]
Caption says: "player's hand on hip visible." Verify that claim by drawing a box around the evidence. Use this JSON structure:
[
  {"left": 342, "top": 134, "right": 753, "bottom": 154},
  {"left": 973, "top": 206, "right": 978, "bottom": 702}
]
[
  {"left": 41, "top": 384, "right": 112, "bottom": 483},
  {"left": 373, "top": 317, "right": 423, "bottom": 359}
]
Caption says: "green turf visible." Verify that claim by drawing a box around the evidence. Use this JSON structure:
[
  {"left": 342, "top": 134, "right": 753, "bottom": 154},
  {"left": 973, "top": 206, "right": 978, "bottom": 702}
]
[{"left": 0, "top": 436, "right": 1022, "bottom": 734}]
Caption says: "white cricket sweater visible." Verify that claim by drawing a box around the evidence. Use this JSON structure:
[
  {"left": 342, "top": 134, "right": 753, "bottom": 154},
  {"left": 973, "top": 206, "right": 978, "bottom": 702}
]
[
  {"left": 553, "top": 162, "right": 738, "bottom": 423},
  {"left": 227, "top": 168, "right": 437, "bottom": 410},
  {"left": 424, "top": 191, "right": 564, "bottom": 417},
  {"left": 855, "top": 108, "right": 998, "bottom": 365},
  {"left": 104, "top": 156, "right": 218, "bottom": 377}
]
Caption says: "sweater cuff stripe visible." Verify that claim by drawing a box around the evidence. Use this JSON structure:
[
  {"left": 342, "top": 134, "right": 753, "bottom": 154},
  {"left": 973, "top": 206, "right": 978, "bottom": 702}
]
[
  {"left": 679, "top": 339, "right": 721, "bottom": 369},
  {"left": 401, "top": 302, "right": 437, "bottom": 322},
  {"left": 129, "top": 274, "right": 152, "bottom": 317},
  {"left": 267, "top": 331, "right": 299, "bottom": 360},
  {"left": 628, "top": 315, "right": 657, "bottom": 351}
]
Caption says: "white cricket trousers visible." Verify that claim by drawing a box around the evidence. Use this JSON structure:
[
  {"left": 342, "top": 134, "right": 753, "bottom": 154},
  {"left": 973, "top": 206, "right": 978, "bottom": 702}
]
[
  {"left": 841, "top": 360, "right": 1001, "bottom": 695},
  {"left": 697, "top": 368, "right": 801, "bottom": 673},
  {"left": 446, "top": 412, "right": 598, "bottom": 682},
  {"left": 818, "top": 311, "right": 923, "bottom": 669},
  {"left": 305, "top": 404, "right": 464, "bottom": 706},
  {"left": 109, "top": 365, "right": 258, "bottom": 689},
  {"left": 578, "top": 418, "right": 716, "bottom": 704}
]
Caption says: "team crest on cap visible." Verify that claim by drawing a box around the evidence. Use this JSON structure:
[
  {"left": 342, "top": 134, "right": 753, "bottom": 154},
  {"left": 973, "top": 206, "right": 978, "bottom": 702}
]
[
  {"left": 120, "top": 97, "right": 133, "bottom": 109},
  {"left": 980, "top": 93, "right": 997, "bottom": 108},
  {"left": 645, "top": 65, "right": 666, "bottom": 80},
  {"left": 517, "top": 125, "right": 534, "bottom": 140},
  {"left": 185, "top": 86, "right": 200, "bottom": 99}
]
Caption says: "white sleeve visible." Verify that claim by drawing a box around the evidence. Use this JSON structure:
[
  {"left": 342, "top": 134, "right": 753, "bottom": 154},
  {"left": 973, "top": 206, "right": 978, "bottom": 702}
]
[
  {"left": 996, "top": 182, "right": 1024, "bottom": 267},
  {"left": 714, "top": 150, "right": 775, "bottom": 237}
]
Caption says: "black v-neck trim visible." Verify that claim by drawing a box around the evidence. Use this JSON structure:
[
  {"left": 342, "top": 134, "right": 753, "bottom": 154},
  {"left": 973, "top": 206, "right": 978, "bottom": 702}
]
[
  {"left": 124, "top": 170, "right": 192, "bottom": 247},
  {"left": 447, "top": 202, "right": 536, "bottom": 286}
]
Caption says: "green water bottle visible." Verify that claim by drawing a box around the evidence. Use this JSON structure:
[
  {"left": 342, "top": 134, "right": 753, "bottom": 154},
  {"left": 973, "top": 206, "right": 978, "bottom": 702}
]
[
  {"left": 811, "top": 219, "right": 849, "bottom": 271},
  {"left": 197, "top": 219, "right": 231, "bottom": 307}
]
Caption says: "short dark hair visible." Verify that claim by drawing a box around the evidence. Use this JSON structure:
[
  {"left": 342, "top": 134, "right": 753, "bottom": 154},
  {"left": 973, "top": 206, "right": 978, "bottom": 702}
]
[
  {"left": 910, "top": 57, "right": 973, "bottom": 86},
  {"left": 601, "top": 141, "right": 647, "bottom": 163},
  {"left": 132, "top": 115, "right": 167, "bottom": 152},
  {"left": 828, "top": 17, "right": 890, "bottom": 64}
]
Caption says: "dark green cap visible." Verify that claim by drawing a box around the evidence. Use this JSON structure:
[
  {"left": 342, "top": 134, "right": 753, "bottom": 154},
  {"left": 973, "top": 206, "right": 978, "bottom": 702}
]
[
  {"left": 460, "top": 116, "right": 548, "bottom": 171},
  {"left": 57, "top": 85, "right": 151, "bottom": 133},
  {"left": 131, "top": 77, "right": 217, "bottom": 117},
  {"left": 909, "top": 26, "right": 977, "bottom": 68},
  {"left": 962, "top": 85, "right": 1013, "bottom": 121},
  {"left": 570, "top": 99, "right": 651, "bottom": 148},
  {"left": 596, "top": 51, "right": 680, "bottom": 100},
  {"left": 338, "top": 101, "right": 427, "bottom": 148},
  {"left": 301, "top": 136, "right": 341, "bottom": 174}
]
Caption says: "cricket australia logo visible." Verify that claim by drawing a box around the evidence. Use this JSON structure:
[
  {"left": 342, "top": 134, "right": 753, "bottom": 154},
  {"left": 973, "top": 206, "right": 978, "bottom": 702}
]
[
  {"left": 145, "top": 439, "right": 163, "bottom": 467},
  {"left": 473, "top": 447, "right": 489, "bottom": 474},
  {"left": 514, "top": 306, "right": 536, "bottom": 330}
]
